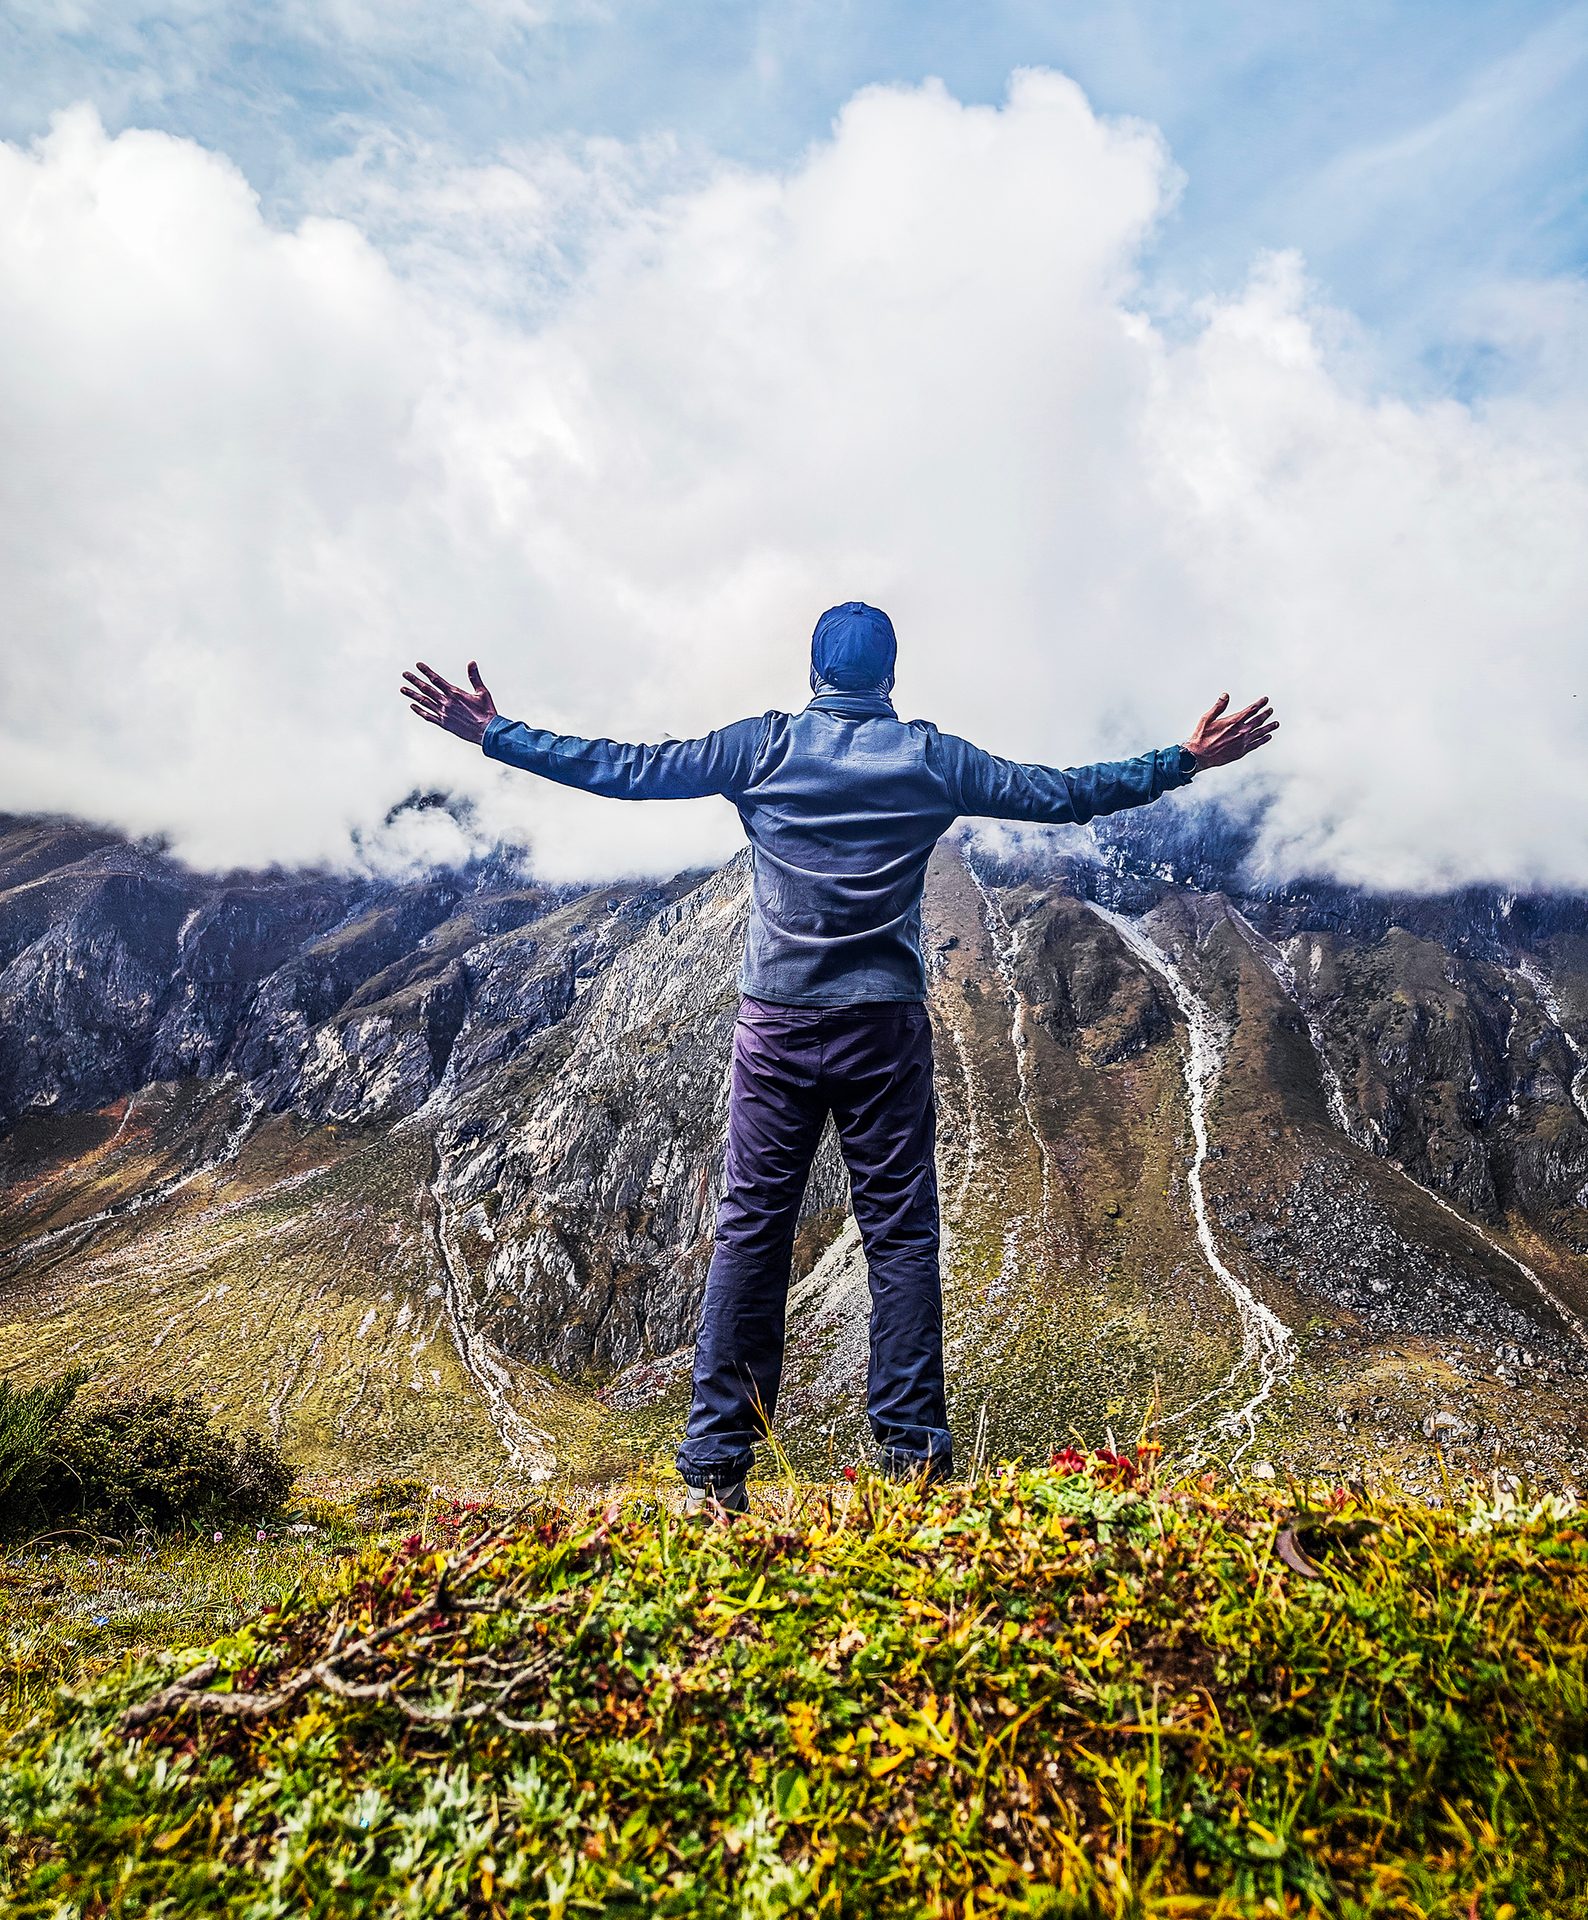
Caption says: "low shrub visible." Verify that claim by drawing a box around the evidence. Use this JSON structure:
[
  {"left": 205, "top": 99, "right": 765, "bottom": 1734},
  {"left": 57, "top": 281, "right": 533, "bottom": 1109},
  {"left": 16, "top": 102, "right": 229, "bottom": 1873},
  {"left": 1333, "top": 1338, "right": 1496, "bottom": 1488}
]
[
  {"left": 0, "top": 1370, "right": 87, "bottom": 1509},
  {"left": 286, "top": 1491, "right": 362, "bottom": 1536},
  {"left": 0, "top": 1381, "right": 295, "bottom": 1539}
]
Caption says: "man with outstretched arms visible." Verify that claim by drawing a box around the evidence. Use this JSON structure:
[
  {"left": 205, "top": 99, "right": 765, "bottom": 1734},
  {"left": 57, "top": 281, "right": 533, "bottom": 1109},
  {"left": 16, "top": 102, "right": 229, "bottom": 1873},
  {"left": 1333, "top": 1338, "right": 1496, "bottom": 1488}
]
[{"left": 403, "top": 603, "right": 1276, "bottom": 1511}]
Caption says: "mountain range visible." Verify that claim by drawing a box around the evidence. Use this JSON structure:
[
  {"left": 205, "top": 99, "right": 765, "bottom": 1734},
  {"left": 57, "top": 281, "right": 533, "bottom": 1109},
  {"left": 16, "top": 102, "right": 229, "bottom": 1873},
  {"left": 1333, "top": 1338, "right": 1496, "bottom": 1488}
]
[{"left": 2, "top": 795, "right": 1585, "bottom": 1493}]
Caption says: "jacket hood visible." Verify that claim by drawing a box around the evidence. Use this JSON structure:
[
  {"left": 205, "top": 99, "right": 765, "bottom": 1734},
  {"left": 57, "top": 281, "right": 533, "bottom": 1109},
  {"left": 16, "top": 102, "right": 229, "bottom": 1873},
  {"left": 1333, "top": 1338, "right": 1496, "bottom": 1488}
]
[{"left": 810, "top": 601, "right": 896, "bottom": 694}]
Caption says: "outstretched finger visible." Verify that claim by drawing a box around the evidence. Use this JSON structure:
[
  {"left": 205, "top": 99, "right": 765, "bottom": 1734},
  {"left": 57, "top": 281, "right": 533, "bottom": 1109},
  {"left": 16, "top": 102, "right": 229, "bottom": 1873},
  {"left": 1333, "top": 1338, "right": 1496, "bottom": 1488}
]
[
  {"left": 401, "top": 674, "right": 445, "bottom": 706},
  {"left": 409, "top": 704, "right": 447, "bottom": 728},
  {"left": 412, "top": 661, "right": 458, "bottom": 697},
  {"left": 467, "top": 660, "right": 487, "bottom": 692},
  {"left": 1229, "top": 695, "right": 1270, "bottom": 725}
]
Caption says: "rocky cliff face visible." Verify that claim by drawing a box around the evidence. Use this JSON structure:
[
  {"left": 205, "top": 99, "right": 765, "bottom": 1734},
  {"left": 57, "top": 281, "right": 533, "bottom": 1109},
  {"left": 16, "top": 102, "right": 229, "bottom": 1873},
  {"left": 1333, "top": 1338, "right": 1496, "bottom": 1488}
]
[{"left": 2, "top": 802, "right": 1585, "bottom": 1489}]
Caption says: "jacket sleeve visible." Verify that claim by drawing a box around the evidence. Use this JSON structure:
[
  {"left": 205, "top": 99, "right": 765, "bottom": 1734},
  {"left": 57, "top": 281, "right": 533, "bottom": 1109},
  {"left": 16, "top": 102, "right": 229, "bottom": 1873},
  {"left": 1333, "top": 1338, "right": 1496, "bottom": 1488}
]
[
  {"left": 481, "top": 713, "right": 768, "bottom": 801},
  {"left": 939, "top": 734, "right": 1196, "bottom": 824}
]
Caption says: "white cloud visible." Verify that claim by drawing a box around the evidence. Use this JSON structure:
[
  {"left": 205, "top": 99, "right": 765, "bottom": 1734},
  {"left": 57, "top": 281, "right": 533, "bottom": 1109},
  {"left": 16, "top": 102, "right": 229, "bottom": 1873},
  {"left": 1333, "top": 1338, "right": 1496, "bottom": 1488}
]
[{"left": 0, "top": 76, "right": 1584, "bottom": 891}]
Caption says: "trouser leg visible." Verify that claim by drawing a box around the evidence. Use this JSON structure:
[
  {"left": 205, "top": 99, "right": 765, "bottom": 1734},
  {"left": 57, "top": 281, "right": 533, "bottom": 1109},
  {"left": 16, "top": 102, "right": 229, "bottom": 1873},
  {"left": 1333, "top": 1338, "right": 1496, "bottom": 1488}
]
[
  {"left": 676, "top": 1006, "right": 825, "bottom": 1486},
  {"left": 826, "top": 1004, "right": 951, "bottom": 1478}
]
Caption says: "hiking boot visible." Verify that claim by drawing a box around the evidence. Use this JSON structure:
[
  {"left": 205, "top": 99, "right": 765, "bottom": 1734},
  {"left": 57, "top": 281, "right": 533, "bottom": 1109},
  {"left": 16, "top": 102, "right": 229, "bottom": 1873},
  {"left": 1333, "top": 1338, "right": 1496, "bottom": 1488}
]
[
  {"left": 682, "top": 1477, "right": 750, "bottom": 1518},
  {"left": 881, "top": 1451, "right": 952, "bottom": 1486}
]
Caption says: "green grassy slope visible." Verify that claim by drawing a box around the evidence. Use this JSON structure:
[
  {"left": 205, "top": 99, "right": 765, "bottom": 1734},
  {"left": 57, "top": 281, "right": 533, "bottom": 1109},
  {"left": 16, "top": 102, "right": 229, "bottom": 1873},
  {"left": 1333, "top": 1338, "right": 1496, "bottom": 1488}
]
[{"left": 0, "top": 1107, "right": 541, "bottom": 1482}]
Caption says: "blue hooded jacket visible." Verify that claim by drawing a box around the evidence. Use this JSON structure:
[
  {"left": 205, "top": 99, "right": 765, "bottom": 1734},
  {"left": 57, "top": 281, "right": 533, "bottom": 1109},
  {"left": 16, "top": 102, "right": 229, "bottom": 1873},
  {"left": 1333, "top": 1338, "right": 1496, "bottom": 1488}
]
[{"left": 483, "top": 603, "right": 1195, "bottom": 1007}]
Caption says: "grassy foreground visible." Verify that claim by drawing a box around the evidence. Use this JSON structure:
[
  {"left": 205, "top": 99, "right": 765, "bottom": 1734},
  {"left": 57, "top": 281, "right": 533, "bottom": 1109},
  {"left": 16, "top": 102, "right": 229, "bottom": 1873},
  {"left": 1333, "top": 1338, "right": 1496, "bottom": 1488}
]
[{"left": 2, "top": 1459, "right": 1586, "bottom": 1918}]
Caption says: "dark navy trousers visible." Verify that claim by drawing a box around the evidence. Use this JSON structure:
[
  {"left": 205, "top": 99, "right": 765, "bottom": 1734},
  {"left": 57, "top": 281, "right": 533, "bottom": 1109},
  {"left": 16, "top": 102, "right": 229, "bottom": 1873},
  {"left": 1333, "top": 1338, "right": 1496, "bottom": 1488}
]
[{"left": 676, "top": 996, "right": 951, "bottom": 1486}]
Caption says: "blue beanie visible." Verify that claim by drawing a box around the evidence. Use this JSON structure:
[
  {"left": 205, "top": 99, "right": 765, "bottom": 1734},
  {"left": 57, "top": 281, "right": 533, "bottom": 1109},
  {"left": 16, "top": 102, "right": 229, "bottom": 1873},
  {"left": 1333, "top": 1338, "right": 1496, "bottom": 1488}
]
[{"left": 810, "top": 602, "right": 897, "bottom": 693}]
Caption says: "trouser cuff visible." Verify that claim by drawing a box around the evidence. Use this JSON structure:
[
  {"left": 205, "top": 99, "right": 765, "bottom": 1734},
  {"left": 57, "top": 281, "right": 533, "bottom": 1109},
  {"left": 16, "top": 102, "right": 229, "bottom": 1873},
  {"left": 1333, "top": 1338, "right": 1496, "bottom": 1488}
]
[{"left": 676, "top": 1447, "right": 754, "bottom": 1488}]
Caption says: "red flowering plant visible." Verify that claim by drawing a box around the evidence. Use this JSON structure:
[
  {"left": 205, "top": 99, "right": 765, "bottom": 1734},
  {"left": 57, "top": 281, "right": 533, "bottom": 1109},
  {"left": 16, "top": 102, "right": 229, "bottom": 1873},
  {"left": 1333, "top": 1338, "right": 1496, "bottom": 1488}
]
[
  {"left": 428, "top": 1497, "right": 508, "bottom": 1549},
  {"left": 1048, "top": 1443, "right": 1154, "bottom": 1487}
]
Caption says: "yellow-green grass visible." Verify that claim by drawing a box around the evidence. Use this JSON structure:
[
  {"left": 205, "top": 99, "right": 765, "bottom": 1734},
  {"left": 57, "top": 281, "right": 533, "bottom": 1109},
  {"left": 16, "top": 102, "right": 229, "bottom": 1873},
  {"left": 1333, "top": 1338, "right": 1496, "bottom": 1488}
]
[
  {"left": 1, "top": 1119, "right": 531, "bottom": 1482},
  {"left": 2, "top": 1461, "right": 1585, "bottom": 1917}
]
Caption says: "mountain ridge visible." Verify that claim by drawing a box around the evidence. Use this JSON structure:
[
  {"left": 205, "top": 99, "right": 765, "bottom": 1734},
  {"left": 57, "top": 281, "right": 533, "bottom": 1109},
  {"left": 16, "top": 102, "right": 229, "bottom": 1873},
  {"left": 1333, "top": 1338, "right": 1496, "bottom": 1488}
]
[{"left": 2, "top": 803, "right": 1585, "bottom": 1490}]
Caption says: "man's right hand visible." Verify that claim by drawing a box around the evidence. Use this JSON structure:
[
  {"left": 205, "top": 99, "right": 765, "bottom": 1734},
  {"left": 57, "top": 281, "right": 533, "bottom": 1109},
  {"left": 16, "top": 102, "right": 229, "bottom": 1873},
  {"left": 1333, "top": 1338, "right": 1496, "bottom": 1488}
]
[
  {"left": 401, "top": 661, "right": 499, "bottom": 745},
  {"left": 1184, "top": 693, "right": 1277, "bottom": 769}
]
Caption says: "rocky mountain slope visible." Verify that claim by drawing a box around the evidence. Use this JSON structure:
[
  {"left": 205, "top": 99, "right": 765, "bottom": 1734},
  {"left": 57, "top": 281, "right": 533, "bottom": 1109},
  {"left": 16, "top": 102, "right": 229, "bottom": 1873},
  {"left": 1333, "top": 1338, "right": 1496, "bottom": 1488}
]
[{"left": 2, "top": 801, "right": 1585, "bottom": 1489}]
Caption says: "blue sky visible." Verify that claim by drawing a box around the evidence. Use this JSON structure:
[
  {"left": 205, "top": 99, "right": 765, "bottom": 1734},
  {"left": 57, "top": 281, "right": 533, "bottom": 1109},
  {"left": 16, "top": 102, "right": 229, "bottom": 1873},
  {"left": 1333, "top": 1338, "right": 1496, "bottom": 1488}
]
[{"left": 7, "top": 0, "right": 1587, "bottom": 385}]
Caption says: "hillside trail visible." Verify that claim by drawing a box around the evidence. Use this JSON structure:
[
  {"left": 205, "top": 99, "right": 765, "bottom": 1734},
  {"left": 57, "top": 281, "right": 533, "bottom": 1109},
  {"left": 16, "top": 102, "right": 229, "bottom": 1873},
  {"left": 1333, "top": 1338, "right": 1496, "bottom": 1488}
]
[
  {"left": 1089, "top": 903, "right": 1296, "bottom": 1460},
  {"left": 1230, "top": 912, "right": 1588, "bottom": 1353}
]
